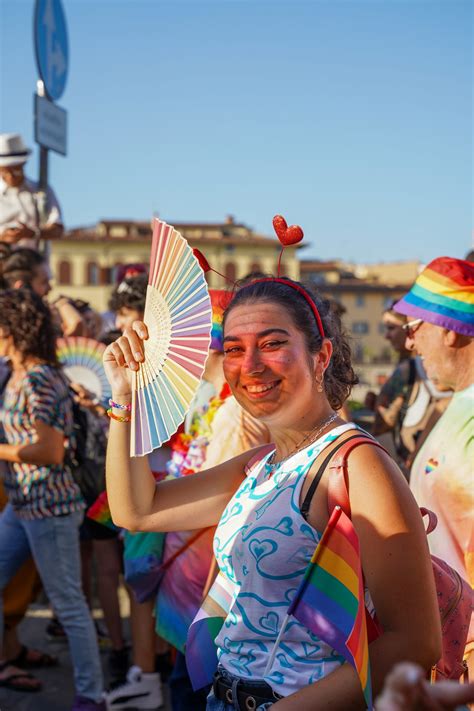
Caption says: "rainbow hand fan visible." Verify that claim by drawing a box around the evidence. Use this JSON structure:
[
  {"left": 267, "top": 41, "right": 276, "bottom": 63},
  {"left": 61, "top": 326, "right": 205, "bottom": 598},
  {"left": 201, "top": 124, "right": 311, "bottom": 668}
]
[
  {"left": 131, "top": 219, "right": 212, "bottom": 457},
  {"left": 57, "top": 336, "right": 111, "bottom": 403}
]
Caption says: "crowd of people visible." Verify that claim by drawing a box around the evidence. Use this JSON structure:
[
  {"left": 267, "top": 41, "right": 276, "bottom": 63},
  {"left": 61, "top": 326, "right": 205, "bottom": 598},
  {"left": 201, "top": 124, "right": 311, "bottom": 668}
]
[{"left": 0, "top": 133, "right": 472, "bottom": 711}]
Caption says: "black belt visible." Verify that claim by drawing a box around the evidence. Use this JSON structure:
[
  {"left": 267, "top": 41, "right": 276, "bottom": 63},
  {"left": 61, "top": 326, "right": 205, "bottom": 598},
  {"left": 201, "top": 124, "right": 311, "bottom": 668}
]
[{"left": 213, "top": 672, "right": 282, "bottom": 710}]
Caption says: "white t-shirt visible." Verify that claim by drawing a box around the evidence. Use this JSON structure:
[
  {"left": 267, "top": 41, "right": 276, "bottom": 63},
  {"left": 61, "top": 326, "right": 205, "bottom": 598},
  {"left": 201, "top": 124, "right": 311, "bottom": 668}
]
[
  {"left": 410, "top": 384, "right": 474, "bottom": 589},
  {"left": 0, "top": 176, "right": 62, "bottom": 248}
]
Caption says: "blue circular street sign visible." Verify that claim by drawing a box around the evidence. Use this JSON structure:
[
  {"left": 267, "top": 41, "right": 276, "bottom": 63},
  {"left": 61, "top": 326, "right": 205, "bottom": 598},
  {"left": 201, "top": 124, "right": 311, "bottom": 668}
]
[{"left": 34, "top": 0, "right": 69, "bottom": 101}]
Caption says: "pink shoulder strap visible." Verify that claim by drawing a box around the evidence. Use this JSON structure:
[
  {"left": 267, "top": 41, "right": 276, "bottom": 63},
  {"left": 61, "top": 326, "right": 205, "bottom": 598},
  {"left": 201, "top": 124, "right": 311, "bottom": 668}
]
[
  {"left": 327, "top": 435, "right": 388, "bottom": 516},
  {"left": 327, "top": 437, "right": 439, "bottom": 535}
]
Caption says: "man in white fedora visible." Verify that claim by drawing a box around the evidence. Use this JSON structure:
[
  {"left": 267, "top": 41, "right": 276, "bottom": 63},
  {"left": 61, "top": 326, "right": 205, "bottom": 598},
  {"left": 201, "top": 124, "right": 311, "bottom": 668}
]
[{"left": 0, "top": 133, "right": 63, "bottom": 248}]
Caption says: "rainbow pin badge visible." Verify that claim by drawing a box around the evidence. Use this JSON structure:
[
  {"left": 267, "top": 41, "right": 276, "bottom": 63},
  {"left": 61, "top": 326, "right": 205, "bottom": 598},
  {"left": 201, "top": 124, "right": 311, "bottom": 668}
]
[{"left": 424, "top": 458, "right": 439, "bottom": 475}]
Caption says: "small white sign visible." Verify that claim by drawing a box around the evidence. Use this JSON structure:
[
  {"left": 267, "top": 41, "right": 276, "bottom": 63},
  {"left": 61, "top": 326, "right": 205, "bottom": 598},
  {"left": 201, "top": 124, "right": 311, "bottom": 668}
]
[{"left": 34, "top": 94, "right": 67, "bottom": 155}]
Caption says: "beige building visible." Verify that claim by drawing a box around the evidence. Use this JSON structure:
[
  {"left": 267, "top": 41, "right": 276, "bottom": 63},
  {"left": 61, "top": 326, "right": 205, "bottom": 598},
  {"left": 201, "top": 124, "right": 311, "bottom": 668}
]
[
  {"left": 49, "top": 216, "right": 301, "bottom": 311},
  {"left": 351, "top": 260, "right": 422, "bottom": 285},
  {"left": 300, "top": 260, "right": 412, "bottom": 395}
]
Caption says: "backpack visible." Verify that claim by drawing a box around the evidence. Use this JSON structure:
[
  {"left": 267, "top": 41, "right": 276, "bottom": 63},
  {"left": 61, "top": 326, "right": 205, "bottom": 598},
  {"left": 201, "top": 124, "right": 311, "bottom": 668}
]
[
  {"left": 326, "top": 434, "right": 472, "bottom": 681},
  {"left": 65, "top": 397, "right": 108, "bottom": 506}
]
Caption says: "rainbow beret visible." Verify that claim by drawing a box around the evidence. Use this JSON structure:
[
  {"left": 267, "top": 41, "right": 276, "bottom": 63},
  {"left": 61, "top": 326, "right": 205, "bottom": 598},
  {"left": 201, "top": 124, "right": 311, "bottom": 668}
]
[
  {"left": 209, "top": 289, "right": 233, "bottom": 351},
  {"left": 393, "top": 256, "right": 474, "bottom": 337}
]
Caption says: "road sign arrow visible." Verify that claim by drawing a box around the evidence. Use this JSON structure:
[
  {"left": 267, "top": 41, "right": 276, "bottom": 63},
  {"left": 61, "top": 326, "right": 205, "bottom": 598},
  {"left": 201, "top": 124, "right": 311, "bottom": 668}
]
[
  {"left": 42, "top": 0, "right": 66, "bottom": 88},
  {"left": 35, "top": 0, "right": 69, "bottom": 101}
]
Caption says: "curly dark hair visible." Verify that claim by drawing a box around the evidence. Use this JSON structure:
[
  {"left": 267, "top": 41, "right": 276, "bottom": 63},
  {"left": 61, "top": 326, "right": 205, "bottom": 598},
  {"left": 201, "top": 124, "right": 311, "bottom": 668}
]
[
  {"left": 108, "top": 273, "right": 148, "bottom": 314},
  {"left": 0, "top": 248, "right": 47, "bottom": 289},
  {"left": 0, "top": 289, "right": 59, "bottom": 365},
  {"left": 222, "top": 277, "right": 358, "bottom": 410}
]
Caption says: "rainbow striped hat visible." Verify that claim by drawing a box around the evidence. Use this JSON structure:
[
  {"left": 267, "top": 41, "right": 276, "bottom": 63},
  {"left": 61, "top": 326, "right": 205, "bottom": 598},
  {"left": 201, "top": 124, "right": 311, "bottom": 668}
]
[{"left": 394, "top": 257, "right": 474, "bottom": 337}]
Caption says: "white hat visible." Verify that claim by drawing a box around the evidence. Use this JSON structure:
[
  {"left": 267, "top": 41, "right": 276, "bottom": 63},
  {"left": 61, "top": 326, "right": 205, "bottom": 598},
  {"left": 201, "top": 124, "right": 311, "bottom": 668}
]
[{"left": 0, "top": 133, "right": 32, "bottom": 167}]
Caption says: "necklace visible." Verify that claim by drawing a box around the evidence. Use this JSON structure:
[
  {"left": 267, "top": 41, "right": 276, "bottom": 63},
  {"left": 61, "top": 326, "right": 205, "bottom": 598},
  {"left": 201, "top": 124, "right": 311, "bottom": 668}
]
[{"left": 266, "top": 411, "right": 339, "bottom": 470}]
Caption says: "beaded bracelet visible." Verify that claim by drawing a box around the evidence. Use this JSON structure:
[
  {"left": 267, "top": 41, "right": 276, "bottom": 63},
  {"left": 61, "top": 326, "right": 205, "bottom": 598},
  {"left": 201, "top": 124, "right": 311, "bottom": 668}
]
[
  {"left": 107, "top": 408, "right": 131, "bottom": 423},
  {"left": 109, "top": 398, "right": 132, "bottom": 412}
]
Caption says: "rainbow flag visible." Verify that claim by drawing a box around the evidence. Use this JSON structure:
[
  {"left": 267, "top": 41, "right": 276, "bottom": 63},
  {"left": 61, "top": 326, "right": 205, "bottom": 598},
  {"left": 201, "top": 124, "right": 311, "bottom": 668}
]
[
  {"left": 86, "top": 491, "right": 118, "bottom": 531},
  {"left": 287, "top": 506, "right": 373, "bottom": 710},
  {"left": 155, "top": 528, "right": 215, "bottom": 653},
  {"left": 185, "top": 572, "right": 234, "bottom": 690}
]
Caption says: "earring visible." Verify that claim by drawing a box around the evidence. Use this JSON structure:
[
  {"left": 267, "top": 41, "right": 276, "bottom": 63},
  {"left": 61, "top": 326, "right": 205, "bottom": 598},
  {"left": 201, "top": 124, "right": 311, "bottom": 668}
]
[{"left": 316, "top": 374, "right": 324, "bottom": 393}]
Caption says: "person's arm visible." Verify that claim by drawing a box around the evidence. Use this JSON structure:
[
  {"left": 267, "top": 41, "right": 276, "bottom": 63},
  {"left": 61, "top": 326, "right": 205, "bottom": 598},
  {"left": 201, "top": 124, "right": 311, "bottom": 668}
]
[
  {"left": 272, "top": 446, "right": 441, "bottom": 711},
  {"left": 0, "top": 420, "right": 65, "bottom": 466},
  {"left": 104, "top": 322, "right": 259, "bottom": 532},
  {"left": 39, "top": 185, "right": 63, "bottom": 240},
  {"left": 52, "top": 298, "right": 86, "bottom": 336},
  {"left": 0, "top": 223, "right": 36, "bottom": 244},
  {"left": 39, "top": 222, "right": 63, "bottom": 240},
  {"left": 373, "top": 361, "right": 410, "bottom": 435}
]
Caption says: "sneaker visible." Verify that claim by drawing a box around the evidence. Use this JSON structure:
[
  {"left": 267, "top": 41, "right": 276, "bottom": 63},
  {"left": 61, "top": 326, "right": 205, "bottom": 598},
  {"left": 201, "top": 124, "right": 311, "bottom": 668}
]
[
  {"left": 105, "top": 666, "right": 163, "bottom": 710},
  {"left": 46, "top": 616, "right": 67, "bottom": 642},
  {"left": 72, "top": 696, "right": 106, "bottom": 711}
]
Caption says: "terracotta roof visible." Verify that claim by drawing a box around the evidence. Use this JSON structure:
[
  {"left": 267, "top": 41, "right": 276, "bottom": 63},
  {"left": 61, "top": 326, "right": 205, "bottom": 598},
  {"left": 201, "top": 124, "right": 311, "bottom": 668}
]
[
  {"left": 63, "top": 219, "right": 303, "bottom": 248},
  {"left": 299, "top": 260, "right": 341, "bottom": 272}
]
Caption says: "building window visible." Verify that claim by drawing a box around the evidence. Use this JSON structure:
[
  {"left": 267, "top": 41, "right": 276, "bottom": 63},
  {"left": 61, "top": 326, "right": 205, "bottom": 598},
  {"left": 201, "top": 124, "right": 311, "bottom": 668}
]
[
  {"left": 86, "top": 261, "right": 99, "bottom": 285},
  {"left": 225, "top": 262, "right": 236, "bottom": 282},
  {"left": 383, "top": 296, "right": 396, "bottom": 310},
  {"left": 111, "top": 263, "right": 123, "bottom": 284},
  {"left": 100, "top": 267, "right": 112, "bottom": 285},
  {"left": 57, "top": 260, "right": 71, "bottom": 285},
  {"left": 355, "top": 294, "right": 365, "bottom": 307},
  {"left": 352, "top": 321, "right": 369, "bottom": 334}
]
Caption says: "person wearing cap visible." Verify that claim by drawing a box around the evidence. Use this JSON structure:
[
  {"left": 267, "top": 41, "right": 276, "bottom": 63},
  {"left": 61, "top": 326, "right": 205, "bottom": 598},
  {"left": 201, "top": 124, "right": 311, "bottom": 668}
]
[
  {"left": 393, "top": 256, "right": 474, "bottom": 674},
  {"left": 373, "top": 303, "right": 451, "bottom": 475},
  {"left": 0, "top": 133, "right": 63, "bottom": 248}
]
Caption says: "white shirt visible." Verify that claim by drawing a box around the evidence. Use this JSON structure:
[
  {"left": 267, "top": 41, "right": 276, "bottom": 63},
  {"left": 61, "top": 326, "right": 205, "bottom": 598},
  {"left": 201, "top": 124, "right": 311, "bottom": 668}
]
[{"left": 0, "top": 176, "right": 62, "bottom": 248}]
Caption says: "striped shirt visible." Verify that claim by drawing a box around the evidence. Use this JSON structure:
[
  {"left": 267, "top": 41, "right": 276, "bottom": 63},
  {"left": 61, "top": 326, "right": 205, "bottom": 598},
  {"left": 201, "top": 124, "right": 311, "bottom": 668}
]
[{"left": 1, "top": 364, "right": 85, "bottom": 520}]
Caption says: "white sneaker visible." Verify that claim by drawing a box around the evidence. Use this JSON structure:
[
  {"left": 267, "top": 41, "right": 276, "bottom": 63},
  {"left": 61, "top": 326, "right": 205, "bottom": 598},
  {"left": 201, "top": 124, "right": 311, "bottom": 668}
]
[{"left": 105, "top": 666, "right": 163, "bottom": 710}]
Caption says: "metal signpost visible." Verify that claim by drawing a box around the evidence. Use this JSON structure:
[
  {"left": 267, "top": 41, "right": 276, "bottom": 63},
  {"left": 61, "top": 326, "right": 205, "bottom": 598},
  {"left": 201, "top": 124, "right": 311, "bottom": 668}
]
[{"left": 33, "top": 0, "right": 68, "bottom": 252}]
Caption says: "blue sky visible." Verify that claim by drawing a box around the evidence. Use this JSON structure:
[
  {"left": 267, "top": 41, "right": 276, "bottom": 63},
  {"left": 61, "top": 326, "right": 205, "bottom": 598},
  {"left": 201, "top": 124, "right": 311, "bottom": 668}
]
[{"left": 1, "top": 0, "right": 472, "bottom": 262}]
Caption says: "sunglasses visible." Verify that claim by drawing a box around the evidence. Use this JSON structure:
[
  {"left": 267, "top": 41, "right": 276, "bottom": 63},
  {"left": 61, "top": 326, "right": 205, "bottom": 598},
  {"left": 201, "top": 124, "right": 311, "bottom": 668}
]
[{"left": 402, "top": 318, "right": 424, "bottom": 337}]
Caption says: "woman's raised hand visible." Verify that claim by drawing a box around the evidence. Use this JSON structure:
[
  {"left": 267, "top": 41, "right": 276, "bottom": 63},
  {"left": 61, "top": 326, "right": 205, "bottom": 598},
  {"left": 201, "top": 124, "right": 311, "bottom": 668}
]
[{"left": 103, "top": 321, "right": 149, "bottom": 396}]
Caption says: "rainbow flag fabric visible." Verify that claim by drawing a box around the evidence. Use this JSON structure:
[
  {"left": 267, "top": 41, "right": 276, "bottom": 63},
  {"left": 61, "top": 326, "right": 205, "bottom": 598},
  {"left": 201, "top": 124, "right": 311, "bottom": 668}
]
[
  {"left": 86, "top": 491, "right": 118, "bottom": 531},
  {"left": 185, "top": 572, "right": 234, "bottom": 690},
  {"left": 394, "top": 256, "right": 474, "bottom": 337},
  {"left": 287, "top": 506, "right": 373, "bottom": 710}
]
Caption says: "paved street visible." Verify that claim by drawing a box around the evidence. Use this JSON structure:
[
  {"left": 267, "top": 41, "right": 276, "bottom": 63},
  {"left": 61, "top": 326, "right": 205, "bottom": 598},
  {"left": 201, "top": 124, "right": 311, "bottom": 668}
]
[{"left": 0, "top": 597, "right": 171, "bottom": 711}]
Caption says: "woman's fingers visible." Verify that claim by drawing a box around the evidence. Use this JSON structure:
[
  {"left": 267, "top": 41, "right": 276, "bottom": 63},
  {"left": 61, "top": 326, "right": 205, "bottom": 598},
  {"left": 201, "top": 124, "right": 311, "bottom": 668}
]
[
  {"left": 132, "top": 320, "right": 149, "bottom": 341},
  {"left": 108, "top": 341, "right": 128, "bottom": 368},
  {"left": 124, "top": 325, "right": 147, "bottom": 366},
  {"left": 103, "top": 322, "right": 148, "bottom": 372}
]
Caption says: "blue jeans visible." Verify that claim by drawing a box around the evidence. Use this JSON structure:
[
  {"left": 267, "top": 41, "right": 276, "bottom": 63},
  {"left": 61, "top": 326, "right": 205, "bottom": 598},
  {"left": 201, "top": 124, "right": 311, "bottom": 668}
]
[
  {"left": 0, "top": 503, "right": 103, "bottom": 702},
  {"left": 206, "top": 667, "right": 275, "bottom": 710}
]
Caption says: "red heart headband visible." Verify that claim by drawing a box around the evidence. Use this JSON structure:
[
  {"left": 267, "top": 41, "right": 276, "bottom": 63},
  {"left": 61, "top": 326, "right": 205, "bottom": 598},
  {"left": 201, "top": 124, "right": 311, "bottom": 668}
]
[{"left": 194, "top": 214, "right": 325, "bottom": 338}]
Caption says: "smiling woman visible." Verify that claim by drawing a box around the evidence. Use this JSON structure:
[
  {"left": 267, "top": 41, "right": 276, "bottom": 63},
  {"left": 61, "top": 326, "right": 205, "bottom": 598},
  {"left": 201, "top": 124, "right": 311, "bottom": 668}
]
[{"left": 104, "top": 276, "right": 441, "bottom": 711}]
